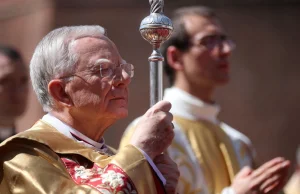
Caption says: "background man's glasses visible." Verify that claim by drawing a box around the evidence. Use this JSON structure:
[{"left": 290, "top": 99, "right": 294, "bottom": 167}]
[{"left": 191, "top": 34, "right": 236, "bottom": 50}]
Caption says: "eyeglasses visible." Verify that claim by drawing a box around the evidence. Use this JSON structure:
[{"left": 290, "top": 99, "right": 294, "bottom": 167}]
[
  {"left": 99, "top": 62, "right": 134, "bottom": 79},
  {"left": 59, "top": 62, "right": 134, "bottom": 81},
  {"left": 192, "top": 34, "right": 236, "bottom": 50}
]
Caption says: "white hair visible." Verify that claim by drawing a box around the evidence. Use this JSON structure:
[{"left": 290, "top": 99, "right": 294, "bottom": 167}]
[{"left": 30, "top": 25, "right": 106, "bottom": 112}]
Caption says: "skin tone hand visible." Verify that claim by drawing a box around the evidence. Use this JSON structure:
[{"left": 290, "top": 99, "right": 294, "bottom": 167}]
[
  {"left": 129, "top": 100, "right": 174, "bottom": 160},
  {"left": 154, "top": 154, "right": 180, "bottom": 194},
  {"left": 231, "top": 157, "right": 290, "bottom": 194}
]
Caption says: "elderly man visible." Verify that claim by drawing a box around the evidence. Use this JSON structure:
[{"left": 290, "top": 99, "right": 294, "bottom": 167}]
[
  {"left": 0, "top": 45, "right": 28, "bottom": 142},
  {"left": 0, "top": 25, "right": 179, "bottom": 194},
  {"left": 120, "top": 6, "right": 290, "bottom": 194}
]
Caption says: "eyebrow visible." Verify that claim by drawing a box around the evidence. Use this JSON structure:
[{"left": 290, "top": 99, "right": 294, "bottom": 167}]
[
  {"left": 88, "top": 58, "right": 112, "bottom": 68},
  {"left": 89, "top": 58, "right": 127, "bottom": 68},
  {"left": 193, "top": 33, "right": 227, "bottom": 41},
  {"left": 94, "top": 58, "right": 112, "bottom": 65}
]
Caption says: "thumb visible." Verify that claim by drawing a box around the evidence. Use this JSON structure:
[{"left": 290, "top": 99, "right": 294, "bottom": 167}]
[{"left": 145, "top": 100, "right": 172, "bottom": 116}]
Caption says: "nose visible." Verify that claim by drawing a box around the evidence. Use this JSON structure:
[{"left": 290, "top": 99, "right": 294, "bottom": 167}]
[
  {"left": 112, "top": 67, "right": 131, "bottom": 87},
  {"left": 220, "top": 40, "right": 235, "bottom": 56}
]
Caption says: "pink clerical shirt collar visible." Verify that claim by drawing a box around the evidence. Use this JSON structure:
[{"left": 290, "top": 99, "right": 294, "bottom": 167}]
[{"left": 42, "top": 113, "right": 108, "bottom": 153}]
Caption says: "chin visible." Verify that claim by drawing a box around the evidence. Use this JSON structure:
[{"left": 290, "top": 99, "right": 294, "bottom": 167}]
[
  {"left": 118, "top": 112, "right": 128, "bottom": 119},
  {"left": 216, "top": 75, "right": 230, "bottom": 85},
  {"left": 109, "top": 108, "right": 128, "bottom": 119},
  {"left": 218, "top": 79, "right": 230, "bottom": 85}
]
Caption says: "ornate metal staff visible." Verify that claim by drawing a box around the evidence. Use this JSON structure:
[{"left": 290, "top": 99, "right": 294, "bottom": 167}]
[{"left": 140, "top": 0, "right": 173, "bottom": 106}]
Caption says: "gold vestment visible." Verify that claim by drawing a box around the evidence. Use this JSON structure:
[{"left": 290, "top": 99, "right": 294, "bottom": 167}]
[{"left": 0, "top": 120, "right": 165, "bottom": 194}]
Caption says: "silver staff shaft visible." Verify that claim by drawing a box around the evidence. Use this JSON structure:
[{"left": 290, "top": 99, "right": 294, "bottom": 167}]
[
  {"left": 139, "top": 0, "right": 173, "bottom": 107},
  {"left": 149, "top": 49, "right": 164, "bottom": 106}
]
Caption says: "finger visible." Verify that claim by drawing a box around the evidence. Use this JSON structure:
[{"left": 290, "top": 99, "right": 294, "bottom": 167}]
[
  {"left": 251, "top": 157, "right": 285, "bottom": 178},
  {"left": 259, "top": 174, "right": 281, "bottom": 192},
  {"left": 165, "top": 112, "right": 173, "bottom": 124},
  {"left": 263, "top": 180, "right": 280, "bottom": 194},
  {"left": 154, "top": 112, "right": 174, "bottom": 132},
  {"left": 154, "top": 154, "right": 166, "bottom": 163},
  {"left": 235, "top": 166, "right": 252, "bottom": 179},
  {"left": 251, "top": 160, "right": 290, "bottom": 190},
  {"left": 154, "top": 111, "right": 173, "bottom": 123},
  {"left": 262, "top": 162, "right": 290, "bottom": 194},
  {"left": 154, "top": 153, "right": 174, "bottom": 164},
  {"left": 146, "top": 100, "right": 172, "bottom": 116}
]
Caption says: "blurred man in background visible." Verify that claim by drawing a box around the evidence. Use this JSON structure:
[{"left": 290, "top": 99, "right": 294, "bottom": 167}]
[
  {"left": 0, "top": 45, "right": 28, "bottom": 142},
  {"left": 120, "top": 6, "right": 290, "bottom": 194}
]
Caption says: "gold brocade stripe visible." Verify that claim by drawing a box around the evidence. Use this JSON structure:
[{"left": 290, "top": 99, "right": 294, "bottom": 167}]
[
  {"left": 220, "top": 143, "right": 236, "bottom": 181},
  {"left": 204, "top": 122, "right": 240, "bottom": 181}
]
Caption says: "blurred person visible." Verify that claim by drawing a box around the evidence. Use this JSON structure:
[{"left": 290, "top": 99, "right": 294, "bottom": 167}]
[
  {"left": 0, "top": 45, "right": 28, "bottom": 143},
  {"left": 284, "top": 146, "right": 300, "bottom": 194},
  {"left": 0, "top": 25, "right": 179, "bottom": 194},
  {"left": 120, "top": 6, "right": 290, "bottom": 194}
]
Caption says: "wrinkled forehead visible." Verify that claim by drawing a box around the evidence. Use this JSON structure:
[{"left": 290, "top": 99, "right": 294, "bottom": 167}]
[
  {"left": 183, "top": 15, "right": 225, "bottom": 38},
  {"left": 72, "top": 36, "right": 123, "bottom": 69}
]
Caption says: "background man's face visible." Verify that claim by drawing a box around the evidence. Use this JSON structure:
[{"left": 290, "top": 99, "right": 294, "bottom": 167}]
[
  {"left": 65, "top": 36, "right": 131, "bottom": 120},
  {"left": 181, "top": 15, "right": 233, "bottom": 88},
  {"left": 0, "top": 54, "right": 28, "bottom": 121}
]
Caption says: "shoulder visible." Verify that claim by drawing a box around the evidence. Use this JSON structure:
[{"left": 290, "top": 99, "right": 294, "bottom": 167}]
[
  {"left": 0, "top": 133, "right": 62, "bottom": 169},
  {"left": 220, "top": 122, "right": 253, "bottom": 147}
]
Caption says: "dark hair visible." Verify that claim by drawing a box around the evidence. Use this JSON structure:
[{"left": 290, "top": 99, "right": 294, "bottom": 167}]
[
  {"left": 0, "top": 45, "right": 23, "bottom": 62},
  {"left": 161, "top": 6, "right": 217, "bottom": 85}
]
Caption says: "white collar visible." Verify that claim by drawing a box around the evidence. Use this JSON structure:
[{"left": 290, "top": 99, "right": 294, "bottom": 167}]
[
  {"left": 163, "top": 87, "right": 220, "bottom": 124},
  {"left": 42, "top": 113, "right": 107, "bottom": 152}
]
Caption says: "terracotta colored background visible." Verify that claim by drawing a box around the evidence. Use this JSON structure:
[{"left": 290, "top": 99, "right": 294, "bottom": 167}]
[{"left": 0, "top": 0, "right": 299, "bottom": 172}]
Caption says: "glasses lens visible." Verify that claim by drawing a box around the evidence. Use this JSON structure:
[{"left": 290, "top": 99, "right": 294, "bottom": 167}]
[
  {"left": 100, "top": 63, "right": 134, "bottom": 78},
  {"left": 122, "top": 63, "right": 134, "bottom": 78},
  {"left": 100, "top": 63, "right": 114, "bottom": 78}
]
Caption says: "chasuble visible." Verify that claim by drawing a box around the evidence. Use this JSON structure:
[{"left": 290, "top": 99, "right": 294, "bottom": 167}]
[{"left": 0, "top": 120, "right": 165, "bottom": 194}]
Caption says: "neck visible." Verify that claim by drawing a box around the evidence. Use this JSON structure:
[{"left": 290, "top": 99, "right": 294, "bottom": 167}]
[
  {"left": 174, "top": 80, "right": 215, "bottom": 104},
  {"left": 50, "top": 111, "right": 115, "bottom": 142}
]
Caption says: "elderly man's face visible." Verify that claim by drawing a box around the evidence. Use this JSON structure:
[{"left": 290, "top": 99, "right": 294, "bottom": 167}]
[
  {"left": 65, "top": 36, "right": 131, "bottom": 120},
  {"left": 0, "top": 54, "right": 28, "bottom": 121}
]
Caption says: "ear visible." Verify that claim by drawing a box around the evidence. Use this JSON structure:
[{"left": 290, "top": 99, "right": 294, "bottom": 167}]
[
  {"left": 166, "top": 46, "right": 184, "bottom": 71},
  {"left": 48, "top": 79, "right": 73, "bottom": 108}
]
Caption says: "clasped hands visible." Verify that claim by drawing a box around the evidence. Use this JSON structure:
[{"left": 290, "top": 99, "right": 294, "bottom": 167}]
[{"left": 232, "top": 157, "right": 290, "bottom": 194}]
